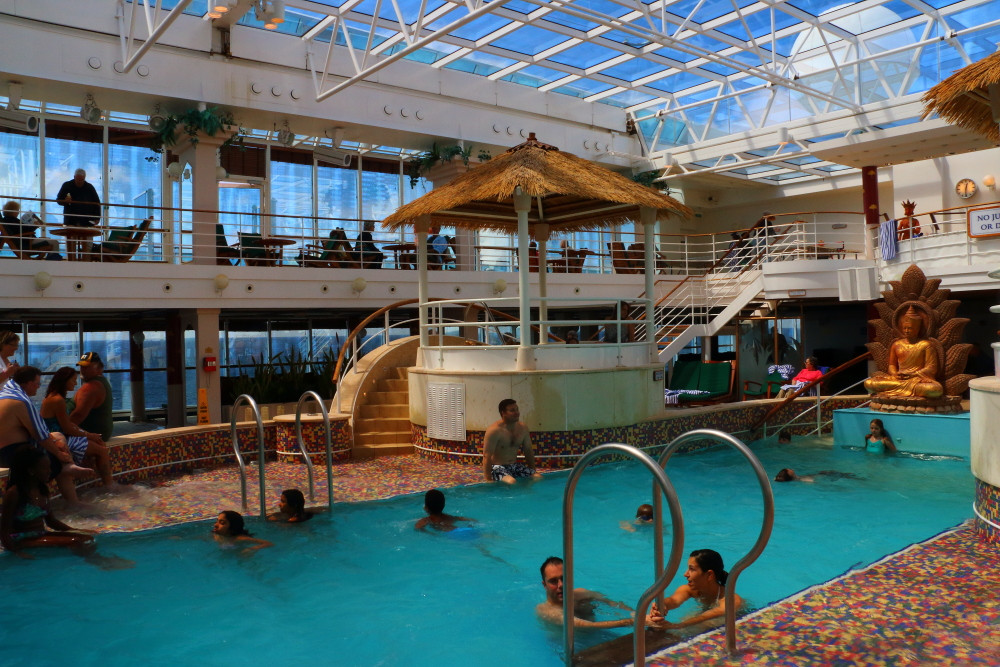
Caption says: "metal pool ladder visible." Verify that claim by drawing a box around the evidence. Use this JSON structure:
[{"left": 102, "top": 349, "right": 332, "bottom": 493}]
[
  {"left": 230, "top": 394, "right": 267, "bottom": 518},
  {"left": 562, "top": 443, "right": 686, "bottom": 667},
  {"left": 561, "top": 429, "right": 774, "bottom": 666},
  {"left": 654, "top": 429, "right": 774, "bottom": 658},
  {"left": 293, "top": 390, "right": 335, "bottom": 510}
]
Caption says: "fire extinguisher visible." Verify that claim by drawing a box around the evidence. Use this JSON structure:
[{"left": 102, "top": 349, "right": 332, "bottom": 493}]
[{"left": 202, "top": 347, "right": 217, "bottom": 373}]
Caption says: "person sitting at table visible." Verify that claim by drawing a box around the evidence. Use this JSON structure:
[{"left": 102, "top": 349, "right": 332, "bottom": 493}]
[
  {"left": 355, "top": 221, "right": 385, "bottom": 269},
  {"left": 0, "top": 201, "right": 58, "bottom": 260}
]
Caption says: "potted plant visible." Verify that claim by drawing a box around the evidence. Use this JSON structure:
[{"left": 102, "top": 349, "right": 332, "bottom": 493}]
[
  {"left": 149, "top": 105, "right": 247, "bottom": 154},
  {"left": 406, "top": 143, "right": 491, "bottom": 188}
]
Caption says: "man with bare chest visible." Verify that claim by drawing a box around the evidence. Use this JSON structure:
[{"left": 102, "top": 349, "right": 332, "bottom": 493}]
[{"left": 482, "top": 399, "right": 543, "bottom": 484}]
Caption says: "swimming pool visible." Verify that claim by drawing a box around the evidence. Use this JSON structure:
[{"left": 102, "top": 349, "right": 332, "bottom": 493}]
[{"left": 0, "top": 436, "right": 972, "bottom": 666}]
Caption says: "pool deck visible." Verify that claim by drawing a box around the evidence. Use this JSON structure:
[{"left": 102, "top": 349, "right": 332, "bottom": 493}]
[{"left": 39, "top": 456, "right": 1000, "bottom": 665}]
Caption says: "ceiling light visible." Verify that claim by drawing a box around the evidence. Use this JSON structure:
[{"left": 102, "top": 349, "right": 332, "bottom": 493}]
[
  {"left": 212, "top": 2, "right": 230, "bottom": 11},
  {"left": 267, "top": 0, "right": 285, "bottom": 24},
  {"left": 207, "top": 10, "right": 222, "bottom": 18},
  {"left": 264, "top": 21, "right": 277, "bottom": 29}
]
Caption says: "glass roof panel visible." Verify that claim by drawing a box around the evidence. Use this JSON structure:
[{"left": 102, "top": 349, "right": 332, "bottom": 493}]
[
  {"left": 646, "top": 71, "right": 711, "bottom": 93},
  {"left": 651, "top": 45, "right": 700, "bottom": 64},
  {"left": 491, "top": 26, "right": 572, "bottom": 56},
  {"left": 502, "top": 0, "right": 535, "bottom": 13},
  {"left": 666, "top": 0, "right": 757, "bottom": 23},
  {"left": 551, "top": 79, "right": 616, "bottom": 99},
  {"left": 543, "top": 10, "right": 600, "bottom": 32},
  {"left": 444, "top": 14, "right": 513, "bottom": 41},
  {"left": 716, "top": 9, "right": 799, "bottom": 41},
  {"left": 548, "top": 42, "right": 623, "bottom": 69},
  {"left": 499, "top": 65, "right": 572, "bottom": 87},
  {"left": 237, "top": 8, "right": 324, "bottom": 37},
  {"left": 601, "top": 31, "right": 652, "bottom": 49},
  {"left": 601, "top": 58, "right": 670, "bottom": 83},
  {"left": 444, "top": 52, "right": 519, "bottom": 76},
  {"left": 770, "top": 171, "right": 811, "bottom": 180},
  {"left": 601, "top": 90, "right": 659, "bottom": 107}
]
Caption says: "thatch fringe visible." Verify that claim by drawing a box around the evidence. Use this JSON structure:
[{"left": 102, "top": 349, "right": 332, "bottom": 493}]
[
  {"left": 921, "top": 49, "right": 1000, "bottom": 143},
  {"left": 381, "top": 138, "right": 692, "bottom": 232}
]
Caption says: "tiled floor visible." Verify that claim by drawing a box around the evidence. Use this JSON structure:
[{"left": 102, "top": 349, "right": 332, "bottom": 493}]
[{"left": 57, "top": 455, "right": 1000, "bottom": 666}]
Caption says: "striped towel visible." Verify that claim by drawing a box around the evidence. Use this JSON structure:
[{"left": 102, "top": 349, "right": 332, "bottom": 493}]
[
  {"left": 664, "top": 389, "right": 710, "bottom": 405},
  {"left": 0, "top": 379, "right": 50, "bottom": 442},
  {"left": 879, "top": 220, "right": 898, "bottom": 260}
]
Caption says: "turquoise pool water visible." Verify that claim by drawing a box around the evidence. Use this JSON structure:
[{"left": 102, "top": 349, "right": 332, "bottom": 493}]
[{"left": 0, "top": 436, "right": 973, "bottom": 666}]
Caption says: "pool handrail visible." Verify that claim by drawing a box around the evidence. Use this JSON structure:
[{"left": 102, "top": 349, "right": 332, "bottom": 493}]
[
  {"left": 750, "top": 351, "right": 872, "bottom": 432},
  {"left": 230, "top": 394, "right": 267, "bottom": 518},
  {"left": 562, "top": 442, "right": 685, "bottom": 667},
  {"left": 294, "top": 390, "right": 334, "bottom": 509},
  {"left": 767, "top": 376, "right": 871, "bottom": 438},
  {"left": 655, "top": 429, "right": 774, "bottom": 656}
]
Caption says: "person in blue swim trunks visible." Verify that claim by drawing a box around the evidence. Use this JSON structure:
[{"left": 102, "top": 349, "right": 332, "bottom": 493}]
[
  {"left": 864, "top": 418, "right": 897, "bottom": 454},
  {"left": 415, "top": 488, "right": 474, "bottom": 532},
  {"left": 482, "top": 399, "right": 543, "bottom": 484}
]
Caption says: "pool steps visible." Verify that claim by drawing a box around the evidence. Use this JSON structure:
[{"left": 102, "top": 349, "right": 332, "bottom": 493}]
[{"left": 353, "top": 366, "right": 414, "bottom": 459}]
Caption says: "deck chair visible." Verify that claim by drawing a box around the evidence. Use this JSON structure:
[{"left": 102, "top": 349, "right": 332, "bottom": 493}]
[
  {"left": 216, "top": 224, "right": 240, "bottom": 266},
  {"left": 90, "top": 217, "right": 153, "bottom": 262},
  {"left": 627, "top": 243, "right": 645, "bottom": 272},
  {"left": 743, "top": 370, "right": 787, "bottom": 400},
  {"left": 566, "top": 248, "right": 586, "bottom": 272},
  {"left": 237, "top": 231, "right": 267, "bottom": 266},
  {"left": 300, "top": 228, "right": 354, "bottom": 268},
  {"left": 608, "top": 242, "right": 638, "bottom": 274},
  {"left": 0, "top": 213, "right": 57, "bottom": 260}
]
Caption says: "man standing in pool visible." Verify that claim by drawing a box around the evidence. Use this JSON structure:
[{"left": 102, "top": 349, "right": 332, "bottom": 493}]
[
  {"left": 482, "top": 398, "right": 543, "bottom": 484},
  {"left": 537, "top": 556, "right": 636, "bottom": 629}
]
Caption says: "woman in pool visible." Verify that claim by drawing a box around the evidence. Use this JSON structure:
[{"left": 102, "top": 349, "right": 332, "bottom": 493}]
[
  {"left": 0, "top": 446, "right": 97, "bottom": 557},
  {"left": 40, "top": 366, "right": 118, "bottom": 491},
  {"left": 647, "top": 549, "right": 742, "bottom": 629},
  {"left": 864, "top": 418, "right": 897, "bottom": 454},
  {"left": 212, "top": 510, "right": 272, "bottom": 552},
  {"left": 267, "top": 489, "right": 312, "bottom": 523}
]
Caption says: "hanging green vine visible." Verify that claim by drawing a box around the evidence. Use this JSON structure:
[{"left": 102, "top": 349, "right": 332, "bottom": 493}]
[
  {"left": 406, "top": 143, "right": 490, "bottom": 188},
  {"left": 149, "top": 106, "right": 247, "bottom": 155},
  {"left": 630, "top": 169, "right": 672, "bottom": 193}
]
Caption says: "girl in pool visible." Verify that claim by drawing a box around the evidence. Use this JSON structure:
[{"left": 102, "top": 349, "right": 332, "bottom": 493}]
[
  {"left": 267, "top": 489, "right": 313, "bottom": 523},
  {"left": 647, "top": 549, "right": 742, "bottom": 629},
  {"left": 40, "top": 366, "right": 118, "bottom": 491},
  {"left": 0, "top": 446, "right": 97, "bottom": 557},
  {"left": 212, "top": 510, "right": 272, "bottom": 552},
  {"left": 864, "top": 418, "right": 897, "bottom": 454}
]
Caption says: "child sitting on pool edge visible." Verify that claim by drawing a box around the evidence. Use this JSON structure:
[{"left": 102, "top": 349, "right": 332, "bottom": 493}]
[
  {"left": 267, "top": 489, "right": 314, "bottom": 523},
  {"left": 621, "top": 503, "right": 654, "bottom": 532},
  {"left": 213, "top": 510, "right": 272, "bottom": 552},
  {"left": 415, "top": 489, "right": 474, "bottom": 532}
]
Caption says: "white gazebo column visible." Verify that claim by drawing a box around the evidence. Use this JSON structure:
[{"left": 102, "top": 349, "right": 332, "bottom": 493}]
[
  {"left": 514, "top": 187, "right": 535, "bottom": 370},
  {"left": 534, "top": 222, "right": 550, "bottom": 344},
  {"left": 416, "top": 215, "right": 431, "bottom": 351},
  {"left": 177, "top": 134, "right": 223, "bottom": 266},
  {"left": 641, "top": 207, "right": 658, "bottom": 363}
]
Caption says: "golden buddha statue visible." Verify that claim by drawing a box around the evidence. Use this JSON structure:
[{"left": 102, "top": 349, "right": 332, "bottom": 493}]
[
  {"left": 864, "top": 264, "right": 974, "bottom": 413},
  {"left": 864, "top": 306, "right": 943, "bottom": 398}
]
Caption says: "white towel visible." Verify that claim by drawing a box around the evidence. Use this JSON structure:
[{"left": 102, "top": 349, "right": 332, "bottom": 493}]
[{"left": 879, "top": 220, "right": 898, "bottom": 260}]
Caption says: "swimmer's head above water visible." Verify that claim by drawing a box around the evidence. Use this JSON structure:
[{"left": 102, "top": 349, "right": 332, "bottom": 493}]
[
  {"left": 424, "top": 488, "right": 446, "bottom": 515},
  {"left": 774, "top": 468, "right": 796, "bottom": 482},
  {"left": 635, "top": 504, "right": 654, "bottom": 521},
  {"left": 213, "top": 510, "right": 250, "bottom": 537}
]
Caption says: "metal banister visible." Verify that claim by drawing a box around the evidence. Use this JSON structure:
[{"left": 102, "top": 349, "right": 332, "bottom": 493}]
[
  {"left": 655, "top": 429, "right": 774, "bottom": 655},
  {"left": 229, "top": 394, "right": 267, "bottom": 518},
  {"left": 563, "top": 443, "right": 685, "bottom": 667},
  {"left": 294, "top": 390, "right": 334, "bottom": 510}
]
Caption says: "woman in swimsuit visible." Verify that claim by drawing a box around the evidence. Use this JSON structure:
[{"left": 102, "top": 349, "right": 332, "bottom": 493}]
[
  {"left": 40, "top": 366, "right": 117, "bottom": 490},
  {"left": 212, "top": 510, "right": 272, "bottom": 552},
  {"left": 864, "top": 418, "right": 897, "bottom": 454},
  {"left": 0, "top": 446, "right": 96, "bottom": 557},
  {"left": 0, "top": 330, "right": 20, "bottom": 389},
  {"left": 647, "top": 549, "right": 743, "bottom": 629}
]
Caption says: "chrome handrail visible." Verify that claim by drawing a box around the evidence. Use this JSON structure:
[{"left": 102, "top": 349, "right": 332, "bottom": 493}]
[
  {"left": 655, "top": 429, "right": 773, "bottom": 656},
  {"left": 295, "top": 390, "right": 334, "bottom": 509},
  {"left": 562, "top": 443, "right": 685, "bottom": 667},
  {"left": 767, "top": 377, "right": 870, "bottom": 438},
  {"left": 230, "top": 394, "right": 266, "bottom": 518}
]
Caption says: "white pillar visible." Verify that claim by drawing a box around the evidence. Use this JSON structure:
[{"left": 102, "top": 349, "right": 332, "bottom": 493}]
[
  {"left": 535, "top": 222, "right": 550, "bottom": 344},
  {"left": 194, "top": 308, "right": 222, "bottom": 423},
  {"left": 642, "top": 207, "right": 658, "bottom": 363},
  {"left": 514, "top": 188, "right": 534, "bottom": 370},
  {"left": 178, "top": 136, "right": 223, "bottom": 266},
  {"left": 416, "top": 215, "right": 431, "bottom": 352}
]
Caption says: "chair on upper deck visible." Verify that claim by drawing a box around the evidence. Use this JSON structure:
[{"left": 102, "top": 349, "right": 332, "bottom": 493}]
[
  {"left": 216, "top": 224, "right": 240, "bottom": 266},
  {"left": 608, "top": 242, "right": 638, "bottom": 274},
  {"left": 89, "top": 217, "right": 153, "bottom": 262},
  {"left": 300, "top": 228, "right": 355, "bottom": 268},
  {"left": 237, "top": 231, "right": 267, "bottom": 267}
]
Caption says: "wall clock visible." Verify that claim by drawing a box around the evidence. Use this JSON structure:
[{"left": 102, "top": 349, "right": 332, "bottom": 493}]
[{"left": 956, "top": 178, "right": 977, "bottom": 199}]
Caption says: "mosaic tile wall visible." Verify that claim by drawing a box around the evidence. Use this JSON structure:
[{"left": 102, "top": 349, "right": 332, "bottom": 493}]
[
  {"left": 974, "top": 479, "right": 1000, "bottom": 544},
  {"left": 414, "top": 397, "right": 867, "bottom": 468},
  {"left": 275, "top": 419, "right": 352, "bottom": 464}
]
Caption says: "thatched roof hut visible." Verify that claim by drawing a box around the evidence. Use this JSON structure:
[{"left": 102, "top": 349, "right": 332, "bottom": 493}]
[
  {"left": 382, "top": 134, "right": 692, "bottom": 233},
  {"left": 921, "top": 49, "right": 1000, "bottom": 143}
]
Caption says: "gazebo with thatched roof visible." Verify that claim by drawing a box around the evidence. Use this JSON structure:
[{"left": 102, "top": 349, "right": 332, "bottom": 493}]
[{"left": 382, "top": 133, "right": 692, "bottom": 371}]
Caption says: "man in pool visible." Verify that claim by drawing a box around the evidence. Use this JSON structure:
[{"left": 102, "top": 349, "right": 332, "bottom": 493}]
[
  {"left": 537, "top": 556, "right": 636, "bottom": 629},
  {"left": 483, "top": 399, "right": 542, "bottom": 484}
]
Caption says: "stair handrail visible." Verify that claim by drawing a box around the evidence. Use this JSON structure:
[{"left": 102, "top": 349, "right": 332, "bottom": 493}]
[
  {"left": 230, "top": 394, "right": 267, "bottom": 518},
  {"left": 295, "top": 390, "right": 334, "bottom": 509},
  {"left": 766, "top": 376, "right": 871, "bottom": 438},
  {"left": 655, "top": 429, "right": 774, "bottom": 656},
  {"left": 562, "top": 443, "right": 685, "bottom": 667},
  {"left": 750, "top": 352, "right": 873, "bottom": 432}
]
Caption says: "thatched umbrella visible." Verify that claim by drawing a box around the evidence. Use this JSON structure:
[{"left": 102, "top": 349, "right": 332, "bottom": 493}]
[
  {"left": 382, "top": 133, "right": 692, "bottom": 369},
  {"left": 921, "top": 49, "right": 1000, "bottom": 143}
]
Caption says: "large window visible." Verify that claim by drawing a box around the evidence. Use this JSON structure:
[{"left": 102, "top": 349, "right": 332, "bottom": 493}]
[{"left": 43, "top": 121, "right": 104, "bottom": 224}]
